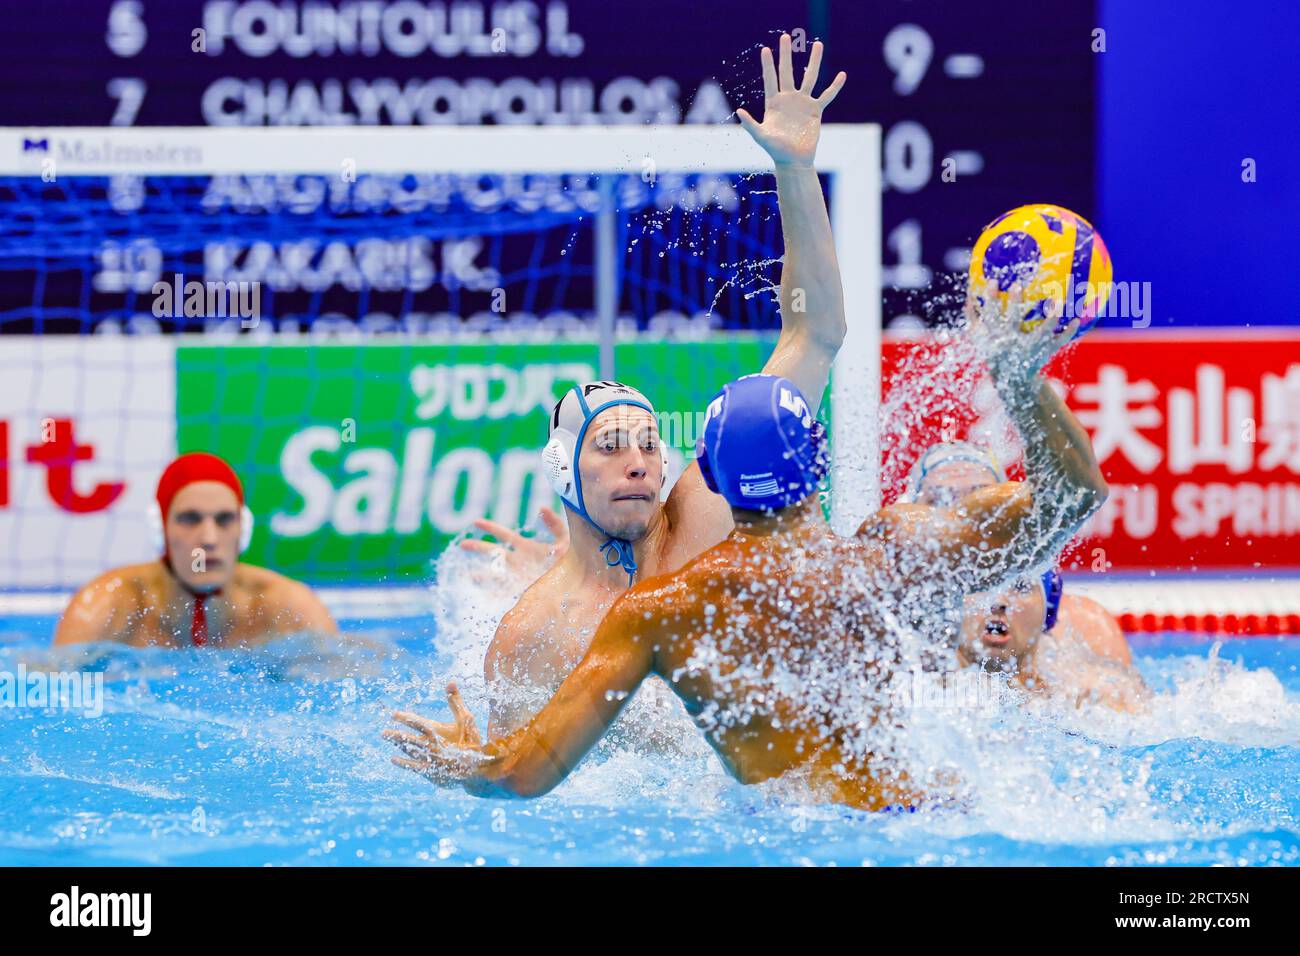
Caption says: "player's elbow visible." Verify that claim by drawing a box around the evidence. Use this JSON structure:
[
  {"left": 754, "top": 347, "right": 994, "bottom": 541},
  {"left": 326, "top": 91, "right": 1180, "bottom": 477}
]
[
  {"left": 1050, "top": 473, "right": 1107, "bottom": 529},
  {"left": 1075, "top": 475, "right": 1109, "bottom": 522},
  {"left": 503, "top": 772, "right": 560, "bottom": 800},
  {"left": 472, "top": 763, "right": 561, "bottom": 800}
]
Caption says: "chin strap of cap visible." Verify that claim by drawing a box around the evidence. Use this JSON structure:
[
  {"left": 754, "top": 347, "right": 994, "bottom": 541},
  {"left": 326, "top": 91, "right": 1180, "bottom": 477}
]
[
  {"left": 190, "top": 591, "right": 214, "bottom": 647},
  {"left": 561, "top": 501, "right": 638, "bottom": 587},
  {"left": 599, "top": 536, "right": 638, "bottom": 586}
]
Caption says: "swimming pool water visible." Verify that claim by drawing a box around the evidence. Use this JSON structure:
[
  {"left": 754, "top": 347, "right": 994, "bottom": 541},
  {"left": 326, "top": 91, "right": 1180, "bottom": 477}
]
[{"left": 0, "top": 616, "right": 1297, "bottom": 866}]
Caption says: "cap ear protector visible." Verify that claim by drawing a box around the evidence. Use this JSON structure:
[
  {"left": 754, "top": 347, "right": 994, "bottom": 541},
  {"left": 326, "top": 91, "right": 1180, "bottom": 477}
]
[
  {"left": 149, "top": 500, "right": 255, "bottom": 556},
  {"left": 542, "top": 426, "right": 582, "bottom": 508}
]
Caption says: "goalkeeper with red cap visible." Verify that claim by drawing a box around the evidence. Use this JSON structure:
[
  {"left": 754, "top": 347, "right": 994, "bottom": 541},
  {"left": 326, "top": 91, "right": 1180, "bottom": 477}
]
[{"left": 53, "top": 452, "right": 336, "bottom": 647}]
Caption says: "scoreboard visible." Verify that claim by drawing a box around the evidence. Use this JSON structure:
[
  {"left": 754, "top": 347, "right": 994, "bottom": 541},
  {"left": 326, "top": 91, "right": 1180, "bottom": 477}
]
[{"left": 0, "top": 0, "right": 1096, "bottom": 332}]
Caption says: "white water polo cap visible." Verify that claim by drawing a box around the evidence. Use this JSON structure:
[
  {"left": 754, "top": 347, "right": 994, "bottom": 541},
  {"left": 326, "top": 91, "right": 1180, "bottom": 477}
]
[
  {"left": 900, "top": 441, "right": 1007, "bottom": 503},
  {"left": 542, "top": 381, "right": 668, "bottom": 584}
]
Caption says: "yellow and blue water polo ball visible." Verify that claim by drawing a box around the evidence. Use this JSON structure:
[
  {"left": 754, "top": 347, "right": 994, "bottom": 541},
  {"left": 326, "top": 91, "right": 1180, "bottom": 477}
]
[{"left": 968, "top": 203, "right": 1112, "bottom": 338}]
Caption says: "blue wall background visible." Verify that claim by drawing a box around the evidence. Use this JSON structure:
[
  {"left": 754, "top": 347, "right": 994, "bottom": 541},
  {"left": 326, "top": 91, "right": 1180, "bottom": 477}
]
[{"left": 1098, "top": 0, "right": 1299, "bottom": 328}]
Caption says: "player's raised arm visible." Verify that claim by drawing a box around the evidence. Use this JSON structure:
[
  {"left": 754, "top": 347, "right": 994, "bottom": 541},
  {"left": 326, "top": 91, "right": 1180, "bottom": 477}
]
[
  {"left": 864, "top": 290, "right": 1107, "bottom": 594},
  {"left": 971, "top": 287, "right": 1108, "bottom": 571},
  {"left": 386, "top": 592, "right": 658, "bottom": 798},
  {"left": 665, "top": 35, "right": 846, "bottom": 541},
  {"left": 738, "top": 34, "right": 848, "bottom": 413}
]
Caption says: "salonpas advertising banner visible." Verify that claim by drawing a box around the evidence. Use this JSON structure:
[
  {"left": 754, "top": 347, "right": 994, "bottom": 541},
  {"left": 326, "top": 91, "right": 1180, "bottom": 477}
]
[{"left": 176, "top": 339, "right": 774, "bottom": 585}]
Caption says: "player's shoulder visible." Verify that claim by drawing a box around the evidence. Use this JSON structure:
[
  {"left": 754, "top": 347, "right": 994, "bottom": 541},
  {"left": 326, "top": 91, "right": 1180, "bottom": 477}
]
[
  {"left": 1061, "top": 593, "right": 1130, "bottom": 663},
  {"left": 238, "top": 563, "right": 323, "bottom": 608},
  {"left": 238, "top": 562, "right": 299, "bottom": 594},
  {"left": 238, "top": 564, "right": 337, "bottom": 632},
  {"left": 484, "top": 576, "right": 561, "bottom": 680},
  {"left": 510, "top": 565, "right": 566, "bottom": 617},
  {"left": 491, "top": 571, "right": 561, "bottom": 645},
  {"left": 75, "top": 562, "right": 157, "bottom": 607},
  {"left": 624, "top": 541, "right": 737, "bottom": 616},
  {"left": 56, "top": 563, "right": 155, "bottom": 644}
]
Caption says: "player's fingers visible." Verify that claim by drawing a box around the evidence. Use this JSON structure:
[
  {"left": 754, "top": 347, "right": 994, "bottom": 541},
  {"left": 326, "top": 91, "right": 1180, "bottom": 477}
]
[
  {"left": 458, "top": 539, "right": 498, "bottom": 555},
  {"left": 391, "top": 710, "right": 445, "bottom": 739},
  {"left": 736, "top": 108, "right": 763, "bottom": 138},
  {"left": 398, "top": 718, "right": 458, "bottom": 745},
  {"left": 444, "top": 676, "right": 470, "bottom": 723},
  {"left": 760, "top": 46, "right": 777, "bottom": 100},
  {"left": 816, "top": 70, "right": 846, "bottom": 110},
  {"left": 382, "top": 729, "right": 428, "bottom": 749},
  {"left": 816, "top": 70, "right": 847, "bottom": 108},
  {"left": 390, "top": 737, "right": 433, "bottom": 763},
  {"left": 392, "top": 756, "right": 429, "bottom": 774},
  {"left": 800, "top": 40, "right": 823, "bottom": 93},
  {"left": 445, "top": 682, "right": 481, "bottom": 745},
  {"left": 539, "top": 506, "right": 567, "bottom": 540},
  {"left": 779, "top": 33, "right": 795, "bottom": 90},
  {"left": 472, "top": 518, "right": 519, "bottom": 545}
]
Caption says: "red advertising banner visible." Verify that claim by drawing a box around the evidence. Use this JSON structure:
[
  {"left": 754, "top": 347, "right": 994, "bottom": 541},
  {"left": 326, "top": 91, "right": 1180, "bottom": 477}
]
[{"left": 880, "top": 330, "right": 1300, "bottom": 571}]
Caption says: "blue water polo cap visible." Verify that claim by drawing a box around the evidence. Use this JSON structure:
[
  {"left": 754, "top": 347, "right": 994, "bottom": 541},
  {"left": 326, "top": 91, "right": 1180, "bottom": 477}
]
[
  {"left": 694, "top": 374, "right": 828, "bottom": 512},
  {"left": 1041, "top": 567, "right": 1064, "bottom": 631}
]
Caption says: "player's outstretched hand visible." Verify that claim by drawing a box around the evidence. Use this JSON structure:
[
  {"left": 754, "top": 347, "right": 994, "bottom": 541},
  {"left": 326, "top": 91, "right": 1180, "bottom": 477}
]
[
  {"left": 457, "top": 506, "right": 569, "bottom": 579},
  {"left": 385, "top": 683, "right": 492, "bottom": 789},
  {"left": 737, "top": 34, "right": 846, "bottom": 168}
]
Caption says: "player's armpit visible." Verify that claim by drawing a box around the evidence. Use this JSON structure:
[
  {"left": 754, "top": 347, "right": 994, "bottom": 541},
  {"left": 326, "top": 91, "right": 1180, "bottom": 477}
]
[{"left": 663, "top": 459, "right": 734, "bottom": 555}]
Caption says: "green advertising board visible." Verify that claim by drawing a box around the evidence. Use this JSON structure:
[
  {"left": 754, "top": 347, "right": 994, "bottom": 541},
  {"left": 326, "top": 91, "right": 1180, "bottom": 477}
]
[{"left": 177, "top": 337, "right": 776, "bottom": 584}]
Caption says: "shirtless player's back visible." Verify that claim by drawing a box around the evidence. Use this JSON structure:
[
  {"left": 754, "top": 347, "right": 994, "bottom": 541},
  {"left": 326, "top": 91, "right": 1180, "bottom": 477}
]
[{"left": 633, "top": 513, "right": 913, "bottom": 808}]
